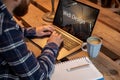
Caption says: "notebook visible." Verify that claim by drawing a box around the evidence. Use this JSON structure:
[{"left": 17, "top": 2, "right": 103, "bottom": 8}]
[
  {"left": 32, "top": 0, "right": 100, "bottom": 60},
  {"left": 50, "top": 57, "right": 104, "bottom": 80}
]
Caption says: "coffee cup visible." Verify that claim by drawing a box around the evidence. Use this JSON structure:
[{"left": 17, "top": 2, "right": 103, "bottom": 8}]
[{"left": 82, "top": 36, "right": 102, "bottom": 58}]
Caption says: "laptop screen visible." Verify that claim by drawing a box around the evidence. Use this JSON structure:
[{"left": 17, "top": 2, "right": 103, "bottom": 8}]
[{"left": 53, "top": 0, "right": 99, "bottom": 42}]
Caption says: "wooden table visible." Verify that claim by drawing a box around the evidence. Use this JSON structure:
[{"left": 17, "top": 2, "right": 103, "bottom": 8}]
[{"left": 15, "top": 0, "right": 120, "bottom": 80}]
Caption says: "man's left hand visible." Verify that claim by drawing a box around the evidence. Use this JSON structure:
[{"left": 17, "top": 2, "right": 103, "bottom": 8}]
[{"left": 35, "top": 24, "right": 55, "bottom": 37}]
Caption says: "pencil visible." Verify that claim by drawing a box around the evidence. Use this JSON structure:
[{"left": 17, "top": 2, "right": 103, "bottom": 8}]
[{"left": 67, "top": 63, "right": 89, "bottom": 71}]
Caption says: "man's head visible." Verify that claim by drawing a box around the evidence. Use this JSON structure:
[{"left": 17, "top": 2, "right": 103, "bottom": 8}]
[
  {"left": 2, "top": 0, "right": 31, "bottom": 17},
  {"left": 13, "top": 0, "right": 31, "bottom": 17}
]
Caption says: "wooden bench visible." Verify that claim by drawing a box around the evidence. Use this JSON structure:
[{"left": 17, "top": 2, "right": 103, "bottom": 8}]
[
  {"left": 89, "top": 0, "right": 120, "bottom": 14},
  {"left": 14, "top": 0, "right": 120, "bottom": 79}
]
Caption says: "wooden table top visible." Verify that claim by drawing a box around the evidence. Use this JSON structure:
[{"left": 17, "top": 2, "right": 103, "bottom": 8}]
[
  {"left": 25, "top": 0, "right": 120, "bottom": 57},
  {"left": 16, "top": 0, "right": 120, "bottom": 80}
]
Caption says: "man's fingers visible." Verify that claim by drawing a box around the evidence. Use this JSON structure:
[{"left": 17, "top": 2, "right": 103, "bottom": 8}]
[
  {"left": 43, "top": 31, "right": 52, "bottom": 36},
  {"left": 44, "top": 25, "right": 55, "bottom": 33}
]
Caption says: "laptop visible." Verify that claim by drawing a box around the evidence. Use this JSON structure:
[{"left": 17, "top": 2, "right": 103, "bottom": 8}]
[{"left": 32, "top": 0, "right": 99, "bottom": 60}]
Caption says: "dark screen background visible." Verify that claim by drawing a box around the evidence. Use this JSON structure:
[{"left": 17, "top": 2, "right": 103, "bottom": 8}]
[{"left": 53, "top": 0, "right": 99, "bottom": 42}]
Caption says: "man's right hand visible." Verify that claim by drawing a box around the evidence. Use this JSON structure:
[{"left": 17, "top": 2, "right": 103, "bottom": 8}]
[{"left": 47, "top": 31, "right": 63, "bottom": 47}]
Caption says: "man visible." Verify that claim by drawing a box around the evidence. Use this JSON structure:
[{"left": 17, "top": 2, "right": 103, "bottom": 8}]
[{"left": 0, "top": 0, "right": 63, "bottom": 80}]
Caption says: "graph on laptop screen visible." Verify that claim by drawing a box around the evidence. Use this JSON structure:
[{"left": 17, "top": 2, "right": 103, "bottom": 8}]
[{"left": 53, "top": 0, "right": 99, "bottom": 42}]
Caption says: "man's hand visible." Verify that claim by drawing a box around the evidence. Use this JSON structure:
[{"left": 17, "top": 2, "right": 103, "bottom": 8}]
[
  {"left": 47, "top": 31, "right": 63, "bottom": 47},
  {"left": 35, "top": 25, "right": 55, "bottom": 37}
]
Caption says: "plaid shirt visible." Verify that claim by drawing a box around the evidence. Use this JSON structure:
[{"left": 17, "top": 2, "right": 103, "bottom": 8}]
[{"left": 0, "top": 1, "right": 59, "bottom": 80}]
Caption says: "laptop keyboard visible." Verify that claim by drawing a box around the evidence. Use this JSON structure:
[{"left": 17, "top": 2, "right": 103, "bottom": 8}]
[
  {"left": 63, "top": 35, "right": 80, "bottom": 50},
  {"left": 56, "top": 30, "right": 80, "bottom": 51}
]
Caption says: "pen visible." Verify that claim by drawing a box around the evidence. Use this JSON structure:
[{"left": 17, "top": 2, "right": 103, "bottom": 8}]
[{"left": 66, "top": 63, "right": 89, "bottom": 71}]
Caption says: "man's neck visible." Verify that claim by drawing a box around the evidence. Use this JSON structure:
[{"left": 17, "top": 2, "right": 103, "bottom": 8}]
[{"left": 2, "top": 0, "right": 14, "bottom": 15}]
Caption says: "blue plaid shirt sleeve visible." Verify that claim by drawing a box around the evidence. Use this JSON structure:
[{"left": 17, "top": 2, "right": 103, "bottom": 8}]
[
  {"left": 22, "top": 27, "right": 36, "bottom": 38},
  {"left": 0, "top": 1, "right": 59, "bottom": 80}
]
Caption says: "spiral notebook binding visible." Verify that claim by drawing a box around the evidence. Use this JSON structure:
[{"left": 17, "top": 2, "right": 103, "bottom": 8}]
[{"left": 55, "top": 56, "right": 90, "bottom": 67}]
